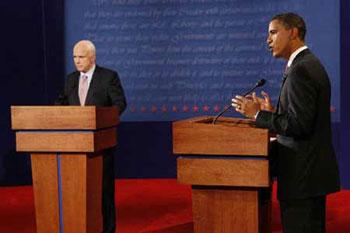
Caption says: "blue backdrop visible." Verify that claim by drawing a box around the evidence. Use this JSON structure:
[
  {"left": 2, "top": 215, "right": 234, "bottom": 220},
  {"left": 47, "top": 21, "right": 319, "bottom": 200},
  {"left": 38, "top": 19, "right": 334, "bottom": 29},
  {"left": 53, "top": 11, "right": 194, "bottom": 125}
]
[{"left": 65, "top": 0, "right": 340, "bottom": 122}]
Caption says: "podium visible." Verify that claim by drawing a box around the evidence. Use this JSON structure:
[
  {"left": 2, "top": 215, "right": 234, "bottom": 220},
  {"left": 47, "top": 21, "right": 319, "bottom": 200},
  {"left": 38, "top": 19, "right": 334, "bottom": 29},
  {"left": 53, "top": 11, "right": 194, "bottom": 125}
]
[
  {"left": 11, "top": 106, "right": 119, "bottom": 233},
  {"left": 173, "top": 116, "right": 271, "bottom": 233}
]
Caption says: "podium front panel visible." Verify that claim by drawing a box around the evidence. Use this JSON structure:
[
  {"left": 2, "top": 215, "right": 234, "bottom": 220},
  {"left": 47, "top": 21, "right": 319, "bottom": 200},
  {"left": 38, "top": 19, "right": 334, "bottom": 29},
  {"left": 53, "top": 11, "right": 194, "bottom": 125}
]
[
  {"left": 11, "top": 106, "right": 119, "bottom": 130},
  {"left": 177, "top": 157, "right": 269, "bottom": 187},
  {"left": 15, "top": 128, "right": 116, "bottom": 152},
  {"left": 173, "top": 116, "right": 269, "bottom": 156}
]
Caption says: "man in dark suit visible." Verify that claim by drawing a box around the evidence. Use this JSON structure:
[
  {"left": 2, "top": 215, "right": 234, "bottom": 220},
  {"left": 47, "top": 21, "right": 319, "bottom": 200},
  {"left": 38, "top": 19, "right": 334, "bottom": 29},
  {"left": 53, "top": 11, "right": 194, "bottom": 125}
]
[
  {"left": 56, "top": 40, "right": 127, "bottom": 233},
  {"left": 232, "top": 13, "right": 340, "bottom": 233}
]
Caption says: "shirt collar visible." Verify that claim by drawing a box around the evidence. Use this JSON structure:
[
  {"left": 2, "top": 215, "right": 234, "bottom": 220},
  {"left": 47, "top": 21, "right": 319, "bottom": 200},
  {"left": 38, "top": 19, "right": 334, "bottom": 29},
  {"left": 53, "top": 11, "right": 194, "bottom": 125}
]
[
  {"left": 287, "top": 45, "right": 308, "bottom": 67},
  {"left": 80, "top": 64, "right": 96, "bottom": 79}
]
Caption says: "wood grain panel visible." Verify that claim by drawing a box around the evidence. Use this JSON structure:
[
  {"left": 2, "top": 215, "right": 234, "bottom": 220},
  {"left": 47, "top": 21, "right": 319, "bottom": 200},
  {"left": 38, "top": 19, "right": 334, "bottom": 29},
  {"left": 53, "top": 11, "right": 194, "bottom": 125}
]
[
  {"left": 94, "top": 128, "right": 117, "bottom": 151},
  {"left": 60, "top": 154, "right": 87, "bottom": 233},
  {"left": 96, "top": 107, "right": 119, "bottom": 129},
  {"left": 16, "top": 128, "right": 116, "bottom": 152},
  {"left": 31, "top": 153, "right": 60, "bottom": 233},
  {"left": 173, "top": 116, "right": 269, "bottom": 156},
  {"left": 86, "top": 154, "right": 103, "bottom": 233},
  {"left": 192, "top": 188, "right": 259, "bottom": 233},
  {"left": 16, "top": 132, "right": 95, "bottom": 152},
  {"left": 177, "top": 158, "right": 269, "bottom": 187},
  {"left": 11, "top": 106, "right": 119, "bottom": 130},
  {"left": 175, "top": 116, "right": 254, "bottom": 126},
  {"left": 60, "top": 153, "right": 103, "bottom": 233}
]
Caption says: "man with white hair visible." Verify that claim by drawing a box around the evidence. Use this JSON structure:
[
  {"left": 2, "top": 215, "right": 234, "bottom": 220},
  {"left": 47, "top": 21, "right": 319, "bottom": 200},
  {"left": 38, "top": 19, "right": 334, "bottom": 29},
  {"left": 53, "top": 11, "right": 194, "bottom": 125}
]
[{"left": 56, "top": 40, "right": 126, "bottom": 233}]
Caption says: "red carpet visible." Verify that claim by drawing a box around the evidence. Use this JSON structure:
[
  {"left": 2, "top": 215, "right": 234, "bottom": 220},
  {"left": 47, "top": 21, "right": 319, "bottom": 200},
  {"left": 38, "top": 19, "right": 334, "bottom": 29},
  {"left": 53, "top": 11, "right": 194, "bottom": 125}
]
[{"left": 0, "top": 179, "right": 349, "bottom": 233}]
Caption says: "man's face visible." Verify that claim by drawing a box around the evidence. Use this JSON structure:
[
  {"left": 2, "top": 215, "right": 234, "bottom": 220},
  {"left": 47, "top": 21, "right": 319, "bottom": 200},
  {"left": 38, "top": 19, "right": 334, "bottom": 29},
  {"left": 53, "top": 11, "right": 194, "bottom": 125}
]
[
  {"left": 266, "top": 19, "right": 294, "bottom": 60},
  {"left": 73, "top": 44, "right": 95, "bottom": 73}
]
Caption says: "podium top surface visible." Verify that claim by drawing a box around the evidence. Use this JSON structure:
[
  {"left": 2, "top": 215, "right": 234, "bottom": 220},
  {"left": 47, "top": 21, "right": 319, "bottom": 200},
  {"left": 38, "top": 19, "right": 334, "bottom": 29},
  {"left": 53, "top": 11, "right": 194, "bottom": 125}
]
[
  {"left": 172, "top": 116, "right": 269, "bottom": 156},
  {"left": 173, "top": 116, "right": 257, "bottom": 128},
  {"left": 11, "top": 106, "right": 119, "bottom": 130}
]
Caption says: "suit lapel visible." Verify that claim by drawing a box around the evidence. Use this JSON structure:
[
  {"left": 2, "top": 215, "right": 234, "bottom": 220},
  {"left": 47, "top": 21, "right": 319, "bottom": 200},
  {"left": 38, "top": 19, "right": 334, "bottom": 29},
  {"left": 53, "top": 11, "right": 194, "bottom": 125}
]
[
  {"left": 72, "top": 73, "right": 81, "bottom": 105},
  {"left": 84, "top": 66, "right": 99, "bottom": 105},
  {"left": 275, "top": 49, "right": 311, "bottom": 113},
  {"left": 275, "top": 65, "right": 291, "bottom": 112}
]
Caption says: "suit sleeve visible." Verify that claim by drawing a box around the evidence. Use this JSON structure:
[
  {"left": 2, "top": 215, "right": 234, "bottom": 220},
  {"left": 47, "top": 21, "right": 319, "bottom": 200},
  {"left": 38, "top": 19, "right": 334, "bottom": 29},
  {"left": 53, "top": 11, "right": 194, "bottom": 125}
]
[
  {"left": 256, "top": 64, "right": 318, "bottom": 138},
  {"left": 107, "top": 72, "right": 127, "bottom": 114}
]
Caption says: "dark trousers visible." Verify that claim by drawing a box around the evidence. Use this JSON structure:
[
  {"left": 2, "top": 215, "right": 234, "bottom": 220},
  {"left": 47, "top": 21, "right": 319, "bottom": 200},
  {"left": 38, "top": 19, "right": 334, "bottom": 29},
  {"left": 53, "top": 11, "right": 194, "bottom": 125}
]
[
  {"left": 102, "top": 151, "right": 116, "bottom": 233},
  {"left": 280, "top": 196, "right": 326, "bottom": 233}
]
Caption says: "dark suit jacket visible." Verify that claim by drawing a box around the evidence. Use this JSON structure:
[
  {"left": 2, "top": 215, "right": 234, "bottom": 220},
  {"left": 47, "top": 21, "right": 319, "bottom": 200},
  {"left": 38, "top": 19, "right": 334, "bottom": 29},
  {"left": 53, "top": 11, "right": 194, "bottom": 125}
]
[
  {"left": 55, "top": 65, "right": 126, "bottom": 231},
  {"left": 256, "top": 49, "right": 340, "bottom": 200},
  {"left": 56, "top": 65, "right": 127, "bottom": 113}
]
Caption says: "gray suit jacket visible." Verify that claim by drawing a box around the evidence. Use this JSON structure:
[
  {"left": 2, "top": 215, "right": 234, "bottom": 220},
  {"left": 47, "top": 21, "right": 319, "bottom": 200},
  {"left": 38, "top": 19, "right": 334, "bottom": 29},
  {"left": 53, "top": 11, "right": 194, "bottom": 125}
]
[{"left": 256, "top": 49, "right": 340, "bottom": 200}]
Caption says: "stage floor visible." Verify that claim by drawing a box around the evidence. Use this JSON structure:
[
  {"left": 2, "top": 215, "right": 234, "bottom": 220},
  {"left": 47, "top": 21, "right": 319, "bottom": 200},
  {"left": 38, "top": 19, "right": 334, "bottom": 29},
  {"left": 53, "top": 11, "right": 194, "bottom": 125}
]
[{"left": 0, "top": 179, "right": 349, "bottom": 233}]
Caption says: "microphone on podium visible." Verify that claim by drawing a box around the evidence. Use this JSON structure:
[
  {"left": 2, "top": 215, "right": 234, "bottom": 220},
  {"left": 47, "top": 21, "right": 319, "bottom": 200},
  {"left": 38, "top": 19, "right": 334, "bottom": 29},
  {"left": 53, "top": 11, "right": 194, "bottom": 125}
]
[{"left": 212, "top": 79, "right": 266, "bottom": 124}]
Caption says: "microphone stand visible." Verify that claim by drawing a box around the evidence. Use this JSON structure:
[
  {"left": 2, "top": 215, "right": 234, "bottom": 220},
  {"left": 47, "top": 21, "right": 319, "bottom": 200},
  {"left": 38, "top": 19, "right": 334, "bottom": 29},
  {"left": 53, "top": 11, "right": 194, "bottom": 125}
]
[{"left": 211, "top": 82, "right": 264, "bottom": 125}]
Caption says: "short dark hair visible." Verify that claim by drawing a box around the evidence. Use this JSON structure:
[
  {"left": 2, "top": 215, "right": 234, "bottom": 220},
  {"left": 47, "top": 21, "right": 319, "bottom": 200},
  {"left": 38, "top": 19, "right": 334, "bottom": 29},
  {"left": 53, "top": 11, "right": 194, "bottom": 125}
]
[{"left": 272, "top": 12, "right": 306, "bottom": 41}]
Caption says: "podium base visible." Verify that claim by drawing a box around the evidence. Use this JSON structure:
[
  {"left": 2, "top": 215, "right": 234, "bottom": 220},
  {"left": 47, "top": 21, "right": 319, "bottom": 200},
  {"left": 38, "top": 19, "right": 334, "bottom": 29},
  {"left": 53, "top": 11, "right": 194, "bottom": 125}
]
[{"left": 192, "top": 187, "right": 271, "bottom": 233}]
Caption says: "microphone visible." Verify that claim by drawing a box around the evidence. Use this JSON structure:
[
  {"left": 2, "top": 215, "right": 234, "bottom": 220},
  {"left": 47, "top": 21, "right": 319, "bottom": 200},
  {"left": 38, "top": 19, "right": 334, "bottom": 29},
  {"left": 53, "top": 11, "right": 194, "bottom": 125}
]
[
  {"left": 212, "top": 79, "right": 266, "bottom": 124},
  {"left": 241, "top": 79, "right": 266, "bottom": 96}
]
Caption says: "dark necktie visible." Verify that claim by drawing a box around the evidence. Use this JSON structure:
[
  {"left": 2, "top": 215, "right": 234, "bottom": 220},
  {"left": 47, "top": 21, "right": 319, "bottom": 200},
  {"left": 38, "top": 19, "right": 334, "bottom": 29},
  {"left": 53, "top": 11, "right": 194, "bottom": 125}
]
[
  {"left": 283, "top": 65, "right": 290, "bottom": 81},
  {"left": 276, "top": 64, "right": 290, "bottom": 112}
]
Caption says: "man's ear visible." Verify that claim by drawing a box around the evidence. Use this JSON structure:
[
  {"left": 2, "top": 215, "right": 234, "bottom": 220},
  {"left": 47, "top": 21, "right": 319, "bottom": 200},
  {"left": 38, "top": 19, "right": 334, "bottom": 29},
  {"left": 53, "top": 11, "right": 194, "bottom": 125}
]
[{"left": 290, "top": 27, "right": 300, "bottom": 40}]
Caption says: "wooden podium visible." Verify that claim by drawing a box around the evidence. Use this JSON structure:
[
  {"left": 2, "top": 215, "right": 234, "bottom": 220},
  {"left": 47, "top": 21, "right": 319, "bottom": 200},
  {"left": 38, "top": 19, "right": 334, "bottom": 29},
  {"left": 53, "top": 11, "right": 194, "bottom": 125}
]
[
  {"left": 11, "top": 106, "right": 119, "bottom": 233},
  {"left": 173, "top": 116, "right": 271, "bottom": 233}
]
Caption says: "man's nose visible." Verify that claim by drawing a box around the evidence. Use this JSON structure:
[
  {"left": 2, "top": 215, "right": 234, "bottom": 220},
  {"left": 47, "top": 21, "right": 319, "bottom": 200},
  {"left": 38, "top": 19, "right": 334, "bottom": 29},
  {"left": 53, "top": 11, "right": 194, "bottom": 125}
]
[{"left": 266, "top": 36, "right": 271, "bottom": 44}]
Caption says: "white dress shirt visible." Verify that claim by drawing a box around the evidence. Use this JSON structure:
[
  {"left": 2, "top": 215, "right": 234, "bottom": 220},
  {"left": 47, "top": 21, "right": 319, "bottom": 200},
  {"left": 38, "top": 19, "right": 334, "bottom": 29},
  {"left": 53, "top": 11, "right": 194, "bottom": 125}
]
[{"left": 79, "top": 64, "right": 96, "bottom": 90}]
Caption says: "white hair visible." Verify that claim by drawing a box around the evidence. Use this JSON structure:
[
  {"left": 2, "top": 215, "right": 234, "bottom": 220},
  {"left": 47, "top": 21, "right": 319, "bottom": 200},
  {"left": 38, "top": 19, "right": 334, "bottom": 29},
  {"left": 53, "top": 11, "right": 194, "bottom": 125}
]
[{"left": 74, "top": 40, "right": 96, "bottom": 56}]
